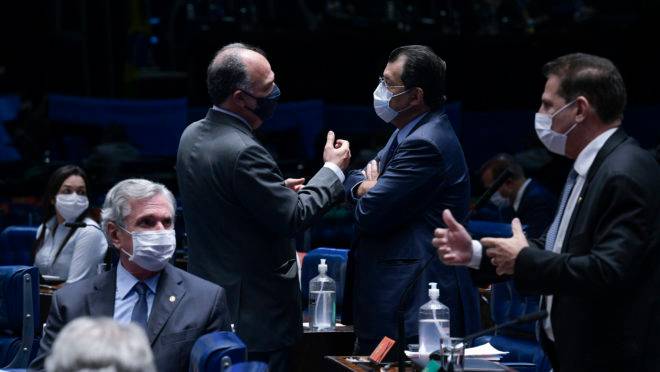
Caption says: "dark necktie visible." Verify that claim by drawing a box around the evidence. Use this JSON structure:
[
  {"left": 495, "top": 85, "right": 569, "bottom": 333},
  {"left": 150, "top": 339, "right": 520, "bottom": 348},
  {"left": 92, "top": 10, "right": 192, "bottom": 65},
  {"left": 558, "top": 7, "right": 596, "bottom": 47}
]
[
  {"left": 381, "top": 134, "right": 400, "bottom": 171},
  {"left": 544, "top": 170, "right": 578, "bottom": 252},
  {"left": 131, "top": 282, "right": 149, "bottom": 329}
]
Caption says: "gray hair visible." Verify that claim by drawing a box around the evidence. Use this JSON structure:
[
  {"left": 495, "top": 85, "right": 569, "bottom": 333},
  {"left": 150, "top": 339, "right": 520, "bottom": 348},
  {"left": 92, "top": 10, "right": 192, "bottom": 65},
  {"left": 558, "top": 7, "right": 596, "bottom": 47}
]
[
  {"left": 101, "top": 178, "right": 176, "bottom": 235},
  {"left": 45, "top": 317, "right": 156, "bottom": 372}
]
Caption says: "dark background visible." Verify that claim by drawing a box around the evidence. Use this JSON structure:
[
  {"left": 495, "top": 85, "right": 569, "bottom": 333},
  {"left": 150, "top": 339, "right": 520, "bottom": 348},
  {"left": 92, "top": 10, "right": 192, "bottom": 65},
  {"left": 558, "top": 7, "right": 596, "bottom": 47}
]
[{"left": 1, "top": 0, "right": 659, "bottom": 245}]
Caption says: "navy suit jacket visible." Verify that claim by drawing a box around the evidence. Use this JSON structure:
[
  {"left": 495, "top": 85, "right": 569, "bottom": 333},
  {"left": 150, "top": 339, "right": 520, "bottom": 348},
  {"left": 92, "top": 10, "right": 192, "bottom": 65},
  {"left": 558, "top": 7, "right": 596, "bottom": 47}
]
[
  {"left": 344, "top": 109, "right": 480, "bottom": 341},
  {"left": 29, "top": 264, "right": 231, "bottom": 372}
]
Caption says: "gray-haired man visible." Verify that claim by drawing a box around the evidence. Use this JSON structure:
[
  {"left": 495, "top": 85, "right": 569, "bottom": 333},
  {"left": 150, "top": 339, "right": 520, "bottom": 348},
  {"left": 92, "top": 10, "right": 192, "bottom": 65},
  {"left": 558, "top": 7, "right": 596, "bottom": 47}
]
[{"left": 30, "top": 179, "right": 231, "bottom": 372}]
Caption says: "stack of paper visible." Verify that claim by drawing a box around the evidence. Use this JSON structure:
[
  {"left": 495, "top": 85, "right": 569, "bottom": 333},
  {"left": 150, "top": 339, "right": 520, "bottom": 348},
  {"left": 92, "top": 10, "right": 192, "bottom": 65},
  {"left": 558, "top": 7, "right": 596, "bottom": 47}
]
[{"left": 465, "top": 342, "right": 509, "bottom": 361}]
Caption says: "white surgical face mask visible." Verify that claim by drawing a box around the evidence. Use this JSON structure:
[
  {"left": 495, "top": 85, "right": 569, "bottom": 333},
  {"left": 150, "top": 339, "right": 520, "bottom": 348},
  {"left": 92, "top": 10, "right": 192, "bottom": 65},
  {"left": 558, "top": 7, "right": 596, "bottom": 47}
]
[
  {"left": 535, "top": 100, "right": 578, "bottom": 156},
  {"left": 490, "top": 191, "right": 509, "bottom": 208},
  {"left": 55, "top": 193, "right": 89, "bottom": 222},
  {"left": 373, "top": 81, "right": 411, "bottom": 123},
  {"left": 119, "top": 226, "right": 176, "bottom": 272}
]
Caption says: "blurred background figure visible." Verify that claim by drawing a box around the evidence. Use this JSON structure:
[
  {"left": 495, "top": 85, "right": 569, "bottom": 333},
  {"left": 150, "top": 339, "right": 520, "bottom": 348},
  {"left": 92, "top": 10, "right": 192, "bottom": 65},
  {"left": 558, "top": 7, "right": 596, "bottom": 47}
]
[
  {"left": 478, "top": 153, "right": 556, "bottom": 239},
  {"left": 44, "top": 316, "right": 156, "bottom": 372},
  {"left": 33, "top": 164, "right": 107, "bottom": 284}
]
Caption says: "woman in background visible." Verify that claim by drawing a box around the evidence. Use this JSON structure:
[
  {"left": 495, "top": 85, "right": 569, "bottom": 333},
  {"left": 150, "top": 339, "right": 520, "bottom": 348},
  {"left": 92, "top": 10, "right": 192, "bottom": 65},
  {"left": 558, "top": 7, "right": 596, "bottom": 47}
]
[{"left": 34, "top": 165, "right": 107, "bottom": 283}]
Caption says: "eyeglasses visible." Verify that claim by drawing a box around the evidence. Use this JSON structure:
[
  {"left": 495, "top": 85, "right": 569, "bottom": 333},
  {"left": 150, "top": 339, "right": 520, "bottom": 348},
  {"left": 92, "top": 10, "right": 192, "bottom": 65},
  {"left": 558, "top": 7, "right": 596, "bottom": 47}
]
[{"left": 379, "top": 76, "right": 405, "bottom": 91}]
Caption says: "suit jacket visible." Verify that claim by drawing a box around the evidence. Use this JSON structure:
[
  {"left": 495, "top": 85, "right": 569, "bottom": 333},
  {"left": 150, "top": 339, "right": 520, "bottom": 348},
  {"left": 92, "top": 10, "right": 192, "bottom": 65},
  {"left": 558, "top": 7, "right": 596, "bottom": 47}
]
[
  {"left": 344, "top": 109, "right": 480, "bottom": 341},
  {"left": 176, "top": 109, "right": 343, "bottom": 352},
  {"left": 511, "top": 129, "right": 660, "bottom": 371},
  {"left": 29, "top": 264, "right": 231, "bottom": 372}
]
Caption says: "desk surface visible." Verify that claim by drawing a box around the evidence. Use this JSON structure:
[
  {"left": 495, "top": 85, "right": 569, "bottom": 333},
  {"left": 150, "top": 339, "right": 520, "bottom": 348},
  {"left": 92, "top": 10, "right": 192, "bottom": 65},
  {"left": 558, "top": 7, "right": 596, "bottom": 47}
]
[{"left": 325, "top": 356, "right": 516, "bottom": 372}]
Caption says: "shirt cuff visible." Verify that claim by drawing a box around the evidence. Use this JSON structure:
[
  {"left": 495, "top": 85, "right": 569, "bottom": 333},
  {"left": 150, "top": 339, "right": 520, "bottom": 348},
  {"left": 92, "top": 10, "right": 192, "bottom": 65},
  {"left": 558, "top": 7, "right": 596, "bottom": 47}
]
[
  {"left": 350, "top": 182, "right": 363, "bottom": 201},
  {"left": 323, "top": 162, "right": 345, "bottom": 183},
  {"left": 467, "top": 240, "right": 482, "bottom": 269}
]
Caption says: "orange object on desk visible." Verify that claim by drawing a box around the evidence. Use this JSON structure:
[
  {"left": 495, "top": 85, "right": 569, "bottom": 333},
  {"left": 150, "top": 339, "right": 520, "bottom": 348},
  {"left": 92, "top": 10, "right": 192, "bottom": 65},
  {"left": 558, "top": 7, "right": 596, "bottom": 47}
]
[{"left": 369, "top": 336, "right": 396, "bottom": 364}]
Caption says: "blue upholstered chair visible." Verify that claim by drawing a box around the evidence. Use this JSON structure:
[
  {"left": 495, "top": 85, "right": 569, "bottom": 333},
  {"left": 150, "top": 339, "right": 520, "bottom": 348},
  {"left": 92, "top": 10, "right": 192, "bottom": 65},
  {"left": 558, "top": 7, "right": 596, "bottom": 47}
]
[
  {"left": 189, "top": 331, "right": 247, "bottom": 372},
  {"left": 466, "top": 221, "right": 550, "bottom": 372},
  {"left": 0, "top": 266, "right": 40, "bottom": 368},
  {"left": 0, "top": 227, "right": 39, "bottom": 266},
  {"left": 300, "top": 247, "right": 348, "bottom": 314}
]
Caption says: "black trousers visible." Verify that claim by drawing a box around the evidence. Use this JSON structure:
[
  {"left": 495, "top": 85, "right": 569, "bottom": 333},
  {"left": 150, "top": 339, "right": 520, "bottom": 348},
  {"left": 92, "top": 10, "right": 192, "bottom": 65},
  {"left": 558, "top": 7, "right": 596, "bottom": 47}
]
[{"left": 247, "top": 346, "right": 295, "bottom": 372}]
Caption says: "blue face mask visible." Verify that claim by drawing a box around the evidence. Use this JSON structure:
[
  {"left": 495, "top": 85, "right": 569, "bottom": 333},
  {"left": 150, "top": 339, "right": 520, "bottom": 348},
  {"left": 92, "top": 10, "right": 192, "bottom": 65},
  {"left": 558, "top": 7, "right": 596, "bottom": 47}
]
[{"left": 242, "top": 84, "right": 281, "bottom": 122}]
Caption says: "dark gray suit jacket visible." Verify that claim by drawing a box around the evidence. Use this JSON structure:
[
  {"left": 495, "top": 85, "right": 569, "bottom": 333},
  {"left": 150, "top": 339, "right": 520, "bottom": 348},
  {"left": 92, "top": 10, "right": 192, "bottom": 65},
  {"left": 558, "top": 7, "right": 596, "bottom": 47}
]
[
  {"left": 29, "top": 264, "right": 231, "bottom": 372},
  {"left": 176, "top": 109, "right": 343, "bottom": 352}
]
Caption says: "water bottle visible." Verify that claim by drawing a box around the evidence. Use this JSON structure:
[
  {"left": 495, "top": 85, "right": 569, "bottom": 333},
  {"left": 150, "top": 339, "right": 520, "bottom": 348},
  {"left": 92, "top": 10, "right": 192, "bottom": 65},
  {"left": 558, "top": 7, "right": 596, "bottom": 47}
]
[
  {"left": 419, "top": 282, "right": 450, "bottom": 354},
  {"left": 309, "top": 258, "right": 336, "bottom": 331}
]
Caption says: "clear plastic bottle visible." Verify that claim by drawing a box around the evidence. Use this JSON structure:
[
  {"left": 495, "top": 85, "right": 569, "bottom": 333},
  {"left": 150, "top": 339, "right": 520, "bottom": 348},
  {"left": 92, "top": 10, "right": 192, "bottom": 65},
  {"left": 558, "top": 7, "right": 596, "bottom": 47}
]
[
  {"left": 418, "top": 282, "right": 450, "bottom": 354},
  {"left": 309, "top": 259, "right": 336, "bottom": 331}
]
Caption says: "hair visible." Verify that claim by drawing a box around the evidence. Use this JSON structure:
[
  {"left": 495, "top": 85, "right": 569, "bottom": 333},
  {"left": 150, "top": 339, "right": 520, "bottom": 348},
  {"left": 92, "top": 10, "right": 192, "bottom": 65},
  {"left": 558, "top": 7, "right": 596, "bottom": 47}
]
[
  {"left": 45, "top": 317, "right": 156, "bottom": 372},
  {"left": 33, "top": 165, "right": 91, "bottom": 257},
  {"left": 388, "top": 45, "right": 447, "bottom": 110},
  {"left": 207, "top": 42, "right": 266, "bottom": 106},
  {"left": 101, "top": 178, "right": 176, "bottom": 236},
  {"left": 542, "top": 53, "right": 627, "bottom": 124},
  {"left": 479, "top": 153, "right": 525, "bottom": 183}
]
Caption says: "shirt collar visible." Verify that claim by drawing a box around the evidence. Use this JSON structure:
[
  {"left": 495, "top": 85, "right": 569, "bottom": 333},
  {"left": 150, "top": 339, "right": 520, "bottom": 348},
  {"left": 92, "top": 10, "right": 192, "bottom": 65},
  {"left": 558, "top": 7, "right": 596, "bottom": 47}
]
[
  {"left": 212, "top": 106, "right": 252, "bottom": 129},
  {"left": 396, "top": 112, "right": 428, "bottom": 143},
  {"left": 116, "top": 260, "right": 160, "bottom": 300},
  {"left": 513, "top": 178, "right": 532, "bottom": 212},
  {"left": 573, "top": 127, "right": 618, "bottom": 177}
]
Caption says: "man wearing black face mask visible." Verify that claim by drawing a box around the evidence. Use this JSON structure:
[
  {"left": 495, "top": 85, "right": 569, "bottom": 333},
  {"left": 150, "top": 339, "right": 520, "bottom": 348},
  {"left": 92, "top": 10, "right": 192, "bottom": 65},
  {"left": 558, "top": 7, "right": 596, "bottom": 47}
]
[{"left": 176, "top": 43, "right": 351, "bottom": 372}]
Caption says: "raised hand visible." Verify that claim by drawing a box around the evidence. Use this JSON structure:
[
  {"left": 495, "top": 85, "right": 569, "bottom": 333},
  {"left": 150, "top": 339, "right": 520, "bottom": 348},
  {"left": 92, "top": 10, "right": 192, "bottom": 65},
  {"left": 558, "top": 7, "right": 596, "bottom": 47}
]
[
  {"left": 433, "top": 209, "right": 474, "bottom": 265},
  {"left": 323, "top": 130, "right": 351, "bottom": 170},
  {"left": 482, "top": 218, "right": 528, "bottom": 275}
]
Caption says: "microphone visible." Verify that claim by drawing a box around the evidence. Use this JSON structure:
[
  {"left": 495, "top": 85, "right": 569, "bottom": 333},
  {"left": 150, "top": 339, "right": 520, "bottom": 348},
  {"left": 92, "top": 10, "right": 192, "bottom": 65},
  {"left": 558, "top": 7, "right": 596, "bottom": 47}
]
[
  {"left": 460, "top": 310, "right": 547, "bottom": 345},
  {"left": 394, "top": 168, "right": 514, "bottom": 371},
  {"left": 427, "top": 310, "right": 548, "bottom": 370},
  {"left": 464, "top": 168, "right": 513, "bottom": 222}
]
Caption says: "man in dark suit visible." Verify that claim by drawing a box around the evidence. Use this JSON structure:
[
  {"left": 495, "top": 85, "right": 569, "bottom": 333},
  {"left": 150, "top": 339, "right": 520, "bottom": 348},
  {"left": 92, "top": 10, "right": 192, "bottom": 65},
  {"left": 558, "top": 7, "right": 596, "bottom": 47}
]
[
  {"left": 479, "top": 153, "right": 557, "bottom": 239},
  {"left": 344, "top": 45, "right": 480, "bottom": 356},
  {"left": 29, "top": 179, "right": 231, "bottom": 372},
  {"left": 434, "top": 53, "right": 660, "bottom": 371},
  {"left": 176, "top": 43, "right": 350, "bottom": 371}
]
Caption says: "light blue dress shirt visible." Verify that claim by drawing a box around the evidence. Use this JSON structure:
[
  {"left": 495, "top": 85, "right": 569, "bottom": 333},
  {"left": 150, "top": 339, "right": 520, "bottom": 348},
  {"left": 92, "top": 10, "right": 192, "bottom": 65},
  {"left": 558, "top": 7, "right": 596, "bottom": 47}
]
[{"left": 113, "top": 261, "right": 161, "bottom": 325}]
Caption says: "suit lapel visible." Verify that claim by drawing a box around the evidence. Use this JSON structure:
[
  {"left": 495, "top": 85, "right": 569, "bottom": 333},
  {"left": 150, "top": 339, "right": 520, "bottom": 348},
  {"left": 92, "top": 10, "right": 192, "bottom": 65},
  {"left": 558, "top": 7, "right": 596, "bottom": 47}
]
[
  {"left": 560, "top": 129, "right": 629, "bottom": 252},
  {"left": 87, "top": 269, "right": 117, "bottom": 317},
  {"left": 146, "top": 265, "right": 186, "bottom": 346}
]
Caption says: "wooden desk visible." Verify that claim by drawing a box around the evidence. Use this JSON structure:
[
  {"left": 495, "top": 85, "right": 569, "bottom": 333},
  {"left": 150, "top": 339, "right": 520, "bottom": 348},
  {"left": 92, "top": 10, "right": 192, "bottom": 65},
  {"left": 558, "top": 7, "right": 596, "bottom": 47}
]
[
  {"left": 294, "top": 325, "right": 356, "bottom": 372},
  {"left": 325, "top": 356, "right": 517, "bottom": 372}
]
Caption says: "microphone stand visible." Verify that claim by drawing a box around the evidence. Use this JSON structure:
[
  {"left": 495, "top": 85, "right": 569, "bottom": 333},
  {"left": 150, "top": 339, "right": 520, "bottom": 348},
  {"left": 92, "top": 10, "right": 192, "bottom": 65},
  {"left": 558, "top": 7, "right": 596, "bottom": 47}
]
[{"left": 396, "top": 168, "right": 513, "bottom": 372}]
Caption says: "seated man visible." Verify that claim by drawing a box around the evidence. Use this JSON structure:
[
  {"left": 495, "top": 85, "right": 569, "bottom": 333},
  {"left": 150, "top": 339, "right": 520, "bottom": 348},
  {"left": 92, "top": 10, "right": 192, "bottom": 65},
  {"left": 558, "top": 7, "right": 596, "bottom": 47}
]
[
  {"left": 30, "top": 179, "right": 231, "bottom": 372},
  {"left": 45, "top": 317, "right": 156, "bottom": 372}
]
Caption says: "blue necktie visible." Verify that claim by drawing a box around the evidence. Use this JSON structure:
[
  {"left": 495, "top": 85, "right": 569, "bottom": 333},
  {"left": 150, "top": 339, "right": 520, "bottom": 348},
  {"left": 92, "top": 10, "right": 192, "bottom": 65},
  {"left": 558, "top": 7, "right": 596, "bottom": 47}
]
[
  {"left": 381, "top": 134, "right": 399, "bottom": 171},
  {"left": 544, "top": 170, "right": 578, "bottom": 252},
  {"left": 131, "top": 282, "right": 149, "bottom": 329}
]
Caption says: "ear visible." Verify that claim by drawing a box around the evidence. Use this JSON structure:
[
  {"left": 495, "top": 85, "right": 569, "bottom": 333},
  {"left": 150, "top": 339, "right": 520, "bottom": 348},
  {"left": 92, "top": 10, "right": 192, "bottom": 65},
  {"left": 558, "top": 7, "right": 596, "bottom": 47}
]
[
  {"left": 411, "top": 87, "right": 425, "bottom": 106},
  {"left": 107, "top": 221, "right": 122, "bottom": 249},
  {"left": 575, "top": 96, "right": 589, "bottom": 122}
]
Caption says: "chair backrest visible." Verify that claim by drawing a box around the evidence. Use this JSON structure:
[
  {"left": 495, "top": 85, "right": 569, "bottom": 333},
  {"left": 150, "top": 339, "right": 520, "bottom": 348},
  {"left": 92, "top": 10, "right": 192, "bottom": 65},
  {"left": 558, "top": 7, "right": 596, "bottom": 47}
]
[
  {"left": 0, "top": 266, "right": 40, "bottom": 368},
  {"left": 0, "top": 227, "right": 39, "bottom": 266},
  {"left": 300, "top": 247, "right": 348, "bottom": 311},
  {"left": 225, "top": 361, "right": 269, "bottom": 372},
  {"left": 189, "top": 331, "right": 247, "bottom": 372},
  {"left": 467, "top": 220, "right": 515, "bottom": 240}
]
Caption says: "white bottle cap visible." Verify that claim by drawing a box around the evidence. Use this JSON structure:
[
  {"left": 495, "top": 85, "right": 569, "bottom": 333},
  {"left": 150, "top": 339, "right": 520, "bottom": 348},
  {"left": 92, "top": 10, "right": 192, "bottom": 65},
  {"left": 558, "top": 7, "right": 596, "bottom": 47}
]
[
  {"left": 428, "top": 282, "right": 439, "bottom": 300},
  {"left": 318, "top": 258, "right": 328, "bottom": 274}
]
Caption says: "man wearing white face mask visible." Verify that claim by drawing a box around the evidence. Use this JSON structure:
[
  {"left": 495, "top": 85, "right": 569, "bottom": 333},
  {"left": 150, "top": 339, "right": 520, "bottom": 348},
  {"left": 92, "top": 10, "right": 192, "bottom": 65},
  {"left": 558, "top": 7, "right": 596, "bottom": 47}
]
[
  {"left": 343, "top": 45, "right": 480, "bottom": 357},
  {"left": 434, "top": 53, "right": 660, "bottom": 371},
  {"left": 30, "top": 179, "right": 231, "bottom": 372}
]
